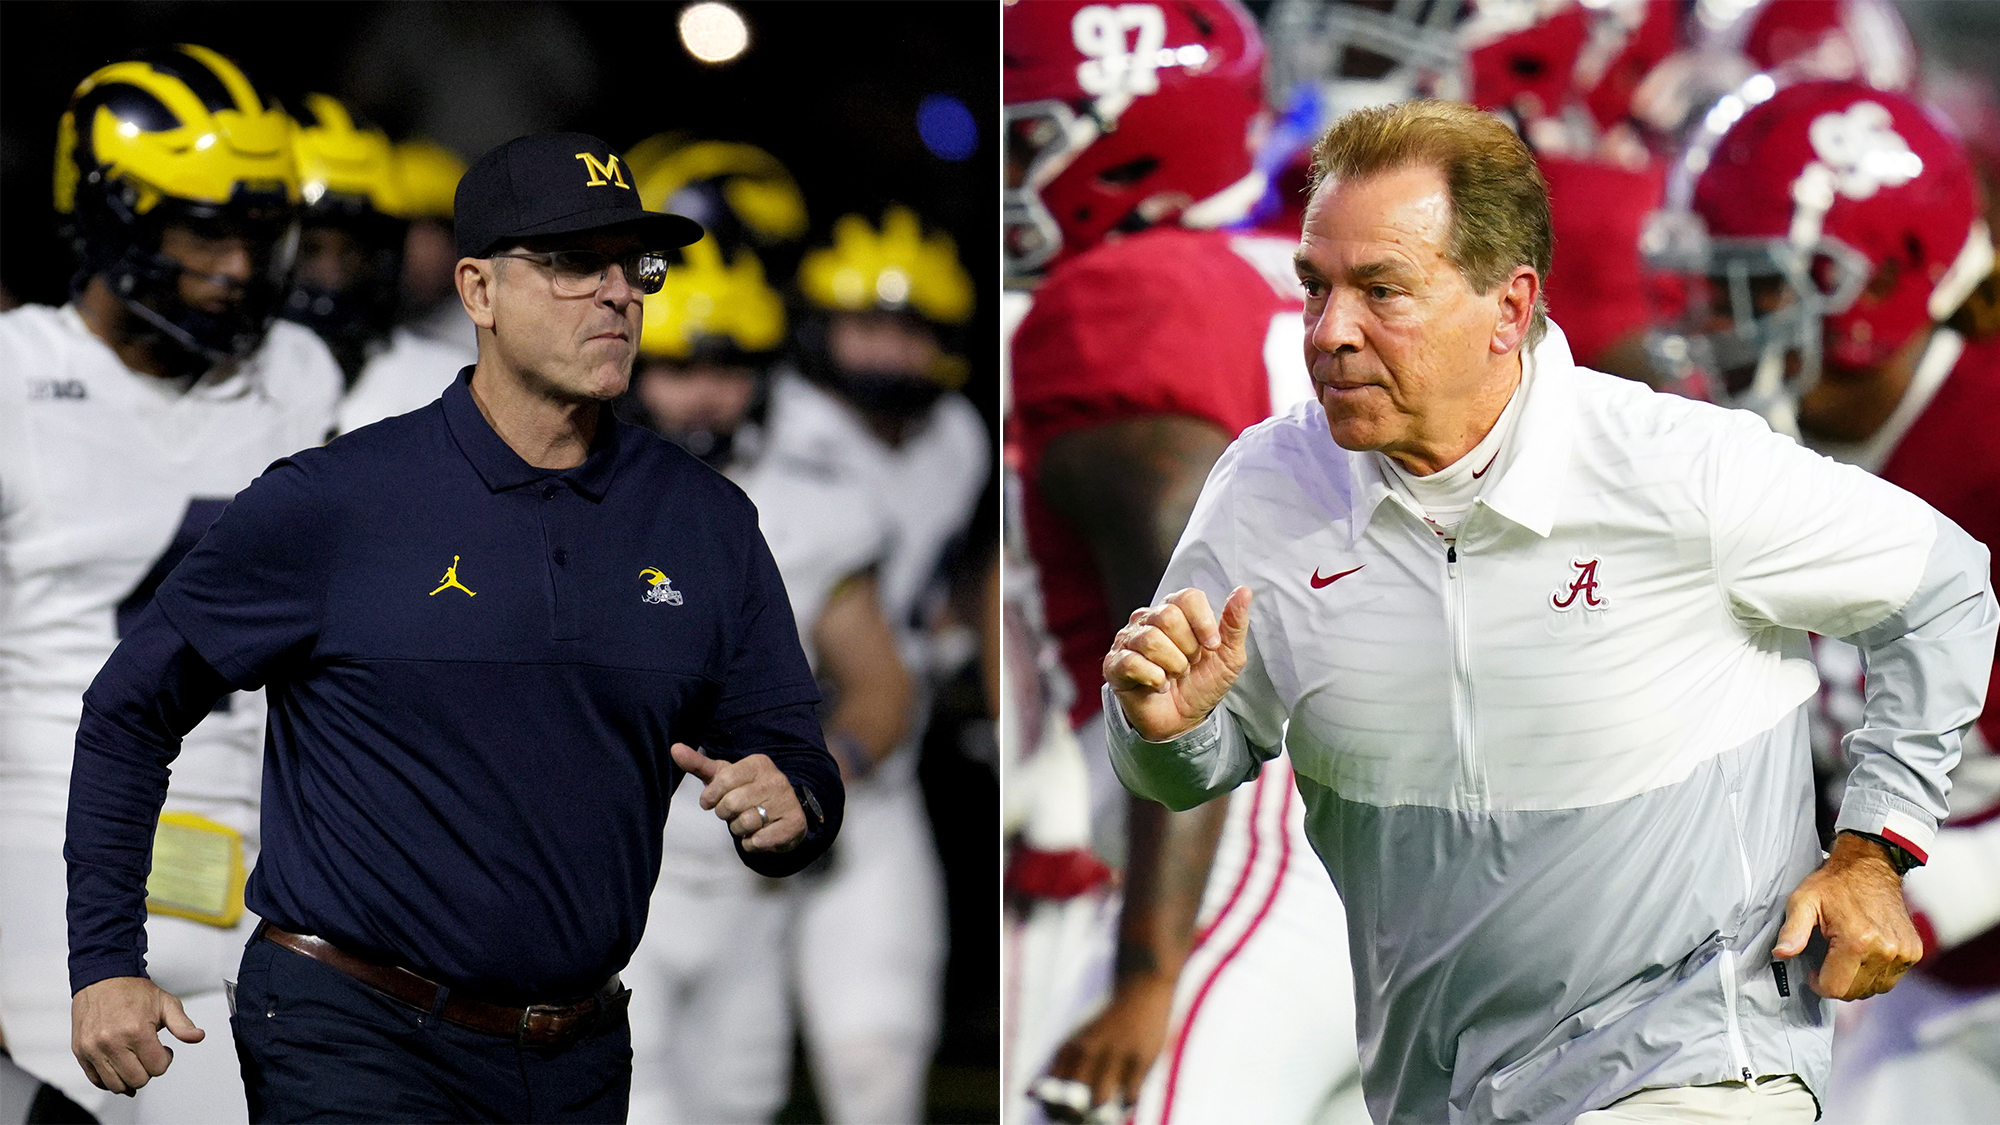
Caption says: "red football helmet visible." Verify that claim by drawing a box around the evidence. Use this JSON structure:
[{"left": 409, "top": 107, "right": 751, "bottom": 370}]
[
  {"left": 1460, "top": 0, "right": 1679, "bottom": 155},
  {"left": 1633, "top": 0, "right": 1915, "bottom": 156},
  {"left": 1003, "top": 0, "right": 1267, "bottom": 278},
  {"left": 1643, "top": 81, "right": 1993, "bottom": 434},
  {"left": 1739, "top": 0, "right": 1915, "bottom": 93}
]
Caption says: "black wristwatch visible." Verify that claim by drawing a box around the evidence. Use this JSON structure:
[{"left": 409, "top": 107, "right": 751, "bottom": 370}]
[
  {"left": 794, "top": 783, "right": 826, "bottom": 837},
  {"left": 1840, "top": 829, "right": 1921, "bottom": 876}
]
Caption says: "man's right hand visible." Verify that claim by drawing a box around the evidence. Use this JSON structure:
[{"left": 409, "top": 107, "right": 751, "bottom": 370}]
[
  {"left": 1103, "top": 586, "right": 1253, "bottom": 741},
  {"left": 1043, "top": 971, "right": 1178, "bottom": 1117},
  {"left": 71, "top": 976, "right": 203, "bottom": 1096}
]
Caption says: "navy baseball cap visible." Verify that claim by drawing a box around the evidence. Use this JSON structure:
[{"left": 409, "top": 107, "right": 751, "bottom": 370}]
[{"left": 453, "top": 132, "right": 704, "bottom": 258}]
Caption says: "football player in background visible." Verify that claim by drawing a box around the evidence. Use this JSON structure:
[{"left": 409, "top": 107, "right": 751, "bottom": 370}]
[
  {"left": 1004, "top": 2, "right": 1364, "bottom": 1122},
  {"left": 1648, "top": 79, "right": 2000, "bottom": 1123},
  {"left": 1454, "top": 0, "right": 1682, "bottom": 384},
  {"left": 387, "top": 137, "right": 477, "bottom": 356},
  {"left": 276, "top": 93, "right": 472, "bottom": 435},
  {"left": 616, "top": 140, "right": 910, "bottom": 1125},
  {"left": 781, "top": 204, "right": 989, "bottom": 1125},
  {"left": 1251, "top": 0, "right": 1465, "bottom": 238},
  {"left": 622, "top": 166, "right": 985, "bottom": 1122},
  {"left": 0, "top": 44, "right": 341, "bottom": 1121}
]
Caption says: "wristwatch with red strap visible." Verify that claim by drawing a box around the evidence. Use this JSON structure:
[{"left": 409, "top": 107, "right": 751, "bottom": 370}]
[{"left": 1839, "top": 829, "right": 1922, "bottom": 876}]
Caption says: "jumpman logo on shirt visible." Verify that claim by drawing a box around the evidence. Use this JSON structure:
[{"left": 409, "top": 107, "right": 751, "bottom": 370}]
[{"left": 429, "top": 556, "right": 477, "bottom": 597}]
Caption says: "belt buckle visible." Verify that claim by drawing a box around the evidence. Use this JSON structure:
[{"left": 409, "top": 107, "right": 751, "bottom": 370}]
[
  {"left": 518, "top": 1003, "right": 554, "bottom": 1045},
  {"left": 517, "top": 997, "right": 595, "bottom": 1046}
]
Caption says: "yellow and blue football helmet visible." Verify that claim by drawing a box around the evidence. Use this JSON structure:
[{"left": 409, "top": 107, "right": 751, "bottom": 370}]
[
  {"left": 55, "top": 43, "right": 301, "bottom": 362},
  {"left": 282, "top": 92, "right": 408, "bottom": 380}
]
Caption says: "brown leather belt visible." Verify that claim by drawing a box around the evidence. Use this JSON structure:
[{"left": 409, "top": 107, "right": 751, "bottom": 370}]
[{"left": 259, "top": 923, "right": 628, "bottom": 1046}]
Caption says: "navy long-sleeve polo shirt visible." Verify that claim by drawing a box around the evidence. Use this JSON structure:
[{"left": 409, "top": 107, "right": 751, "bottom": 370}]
[{"left": 67, "top": 368, "right": 841, "bottom": 1003}]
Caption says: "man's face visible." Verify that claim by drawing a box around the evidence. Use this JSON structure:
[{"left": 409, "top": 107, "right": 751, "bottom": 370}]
[
  {"left": 635, "top": 360, "right": 759, "bottom": 435},
  {"left": 828, "top": 310, "right": 941, "bottom": 380},
  {"left": 1295, "top": 163, "right": 1522, "bottom": 466},
  {"left": 157, "top": 221, "right": 269, "bottom": 316},
  {"left": 487, "top": 230, "right": 646, "bottom": 403},
  {"left": 295, "top": 225, "right": 376, "bottom": 293},
  {"left": 1695, "top": 268, "right": 1801, "bottom": 394},
  {"left": 403, "top": 218, "right": 459, "bottom": 307}
]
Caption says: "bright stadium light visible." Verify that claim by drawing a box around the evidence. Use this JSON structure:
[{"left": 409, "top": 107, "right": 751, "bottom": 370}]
[{"left": 680, "top": 2, "right": 749, "bottom": 65}]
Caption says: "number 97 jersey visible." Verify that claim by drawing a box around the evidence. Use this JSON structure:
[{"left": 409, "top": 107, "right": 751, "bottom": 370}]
[{"left": 0, "top": 304, "right": 342, "bottom": 810}]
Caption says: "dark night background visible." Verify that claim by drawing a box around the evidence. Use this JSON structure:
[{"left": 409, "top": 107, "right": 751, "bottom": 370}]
[{"left": 0, "top": 3, "right": 999, "bottom": 1121}]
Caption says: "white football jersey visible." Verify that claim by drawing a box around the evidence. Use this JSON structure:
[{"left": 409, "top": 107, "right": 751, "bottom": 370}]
[
  {"left": 334, "top": 327, "right": 474, "bottom": 435},
  {"left": 655, "top": 370, "right": 988, "bottom": 886},
  {"left": 731, "top": 372, "right": 897, "bottom": 661},
  {"left": 0, "top": 304, "right": 342, "bottom": 808},
  {"left": 658, "top": 372, "right": 903, "bottom": 890}
]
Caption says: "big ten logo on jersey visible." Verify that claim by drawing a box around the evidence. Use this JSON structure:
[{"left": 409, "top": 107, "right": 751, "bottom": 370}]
[
  {"left": 30, "top": 378, "right": 88, "bottom": 400},
  {"left": 1230, "top": 234, "right": 1317, "bottom": 415},
  {"left": 1072, "top": 3, "right": 1210, "bottom": 101}
]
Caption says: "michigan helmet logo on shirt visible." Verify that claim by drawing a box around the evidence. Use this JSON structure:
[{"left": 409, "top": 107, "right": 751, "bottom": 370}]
[
  {"left": 639, "top": 568, "right": 683, "bottom": 605},
  {"left": 575, "top": 151, "right": 630, "bottom": 189}
]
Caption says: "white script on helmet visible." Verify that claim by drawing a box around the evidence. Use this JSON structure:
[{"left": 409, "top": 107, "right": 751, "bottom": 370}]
[
  {"left": 1073, "top": 4, "right": 1170, "bottom": 98},
  {"left": 1805, "top": 101, "right": 1924, "bottom": 201}
]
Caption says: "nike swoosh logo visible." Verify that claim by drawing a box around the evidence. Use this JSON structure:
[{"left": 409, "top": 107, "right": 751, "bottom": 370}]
[
  {"left": 1310, "top": 565, "right": 1364, "bottom": 589},
  {"left": 1471, "top": 454, "right": 1499, "bottom": 479}
]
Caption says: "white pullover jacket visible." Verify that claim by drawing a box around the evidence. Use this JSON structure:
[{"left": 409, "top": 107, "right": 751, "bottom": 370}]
[{"left": 1107, "top": 326, "right": 1997, "bottom": 1123}]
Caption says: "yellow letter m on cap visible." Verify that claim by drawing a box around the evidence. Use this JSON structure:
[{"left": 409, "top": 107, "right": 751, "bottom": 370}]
[{"left": 575, "top": 152, "right": 629, "bottom": 188}]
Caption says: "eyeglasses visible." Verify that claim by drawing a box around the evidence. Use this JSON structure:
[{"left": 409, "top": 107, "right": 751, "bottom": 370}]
[{"left": 491, "top": 249, "right": 671, "bottom": 295}]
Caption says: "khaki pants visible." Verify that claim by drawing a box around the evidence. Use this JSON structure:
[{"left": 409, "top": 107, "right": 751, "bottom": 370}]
[{"left": 1576, "top": 1076, "right": 1818, "bottom": 1123}]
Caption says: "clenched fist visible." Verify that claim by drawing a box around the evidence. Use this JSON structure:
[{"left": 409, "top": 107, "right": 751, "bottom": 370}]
[{"left": 1102, "top": 586, "right": 1252, "bottom": 742}]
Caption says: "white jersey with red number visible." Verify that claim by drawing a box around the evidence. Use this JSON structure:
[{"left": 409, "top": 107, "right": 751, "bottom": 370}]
[{"left": 0, "top": 304, "right": 341, "bottom": 808}]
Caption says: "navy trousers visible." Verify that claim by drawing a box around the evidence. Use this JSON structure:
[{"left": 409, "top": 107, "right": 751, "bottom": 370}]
[{"left": 229, "top": 937, "right": 631, "bottom": 1123}]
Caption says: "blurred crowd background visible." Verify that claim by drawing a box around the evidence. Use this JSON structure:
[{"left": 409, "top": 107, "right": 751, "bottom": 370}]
[{"left": 0, "top": 3, "right": 995, "bottom": 1123}]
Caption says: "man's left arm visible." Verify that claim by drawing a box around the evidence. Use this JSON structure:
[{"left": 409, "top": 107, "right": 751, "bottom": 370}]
[
  {"left": 680, "top": 525, "right": 844, "bottom": 877},
  {"left": 1710, "top": 416, "right": 1998, "bottom": 999},
  {"left": 1774, "top": 509, "right": 1998, "bottom": 997}
]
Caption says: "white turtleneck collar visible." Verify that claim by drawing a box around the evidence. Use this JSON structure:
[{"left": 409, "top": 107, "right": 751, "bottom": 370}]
[{"left": 1376, "top": 348, "right": 1535, "bottom": 537}]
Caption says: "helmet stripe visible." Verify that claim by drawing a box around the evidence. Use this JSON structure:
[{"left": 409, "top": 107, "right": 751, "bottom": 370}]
[
  {"left": 127, "top": 44, "right": 248, "bottom": 115},
  {"left": 177, "top": 44, "right": 271, "bottom": 114}
]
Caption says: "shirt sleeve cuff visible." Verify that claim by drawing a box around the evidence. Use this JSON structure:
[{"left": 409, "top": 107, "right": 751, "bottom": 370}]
[
  {"left": 69, "top": 955, "right": 149, "bottom": 997},
  {"left": 1102, "top": 683, "right": 1230, "bottom": 756},
  {"left": 1834, "top": 788, "right": 1937, "bottom": 864},
  {"left": 1101, "top": 684, "right": 1254, "bottom": 811}
]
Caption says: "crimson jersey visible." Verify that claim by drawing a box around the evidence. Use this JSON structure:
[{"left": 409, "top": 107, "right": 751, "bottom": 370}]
[
  {"left": 1880, "top": 330, "right": 2000, "bottom": 770},
  {"left": 1011, "top": 226, "right": 1310, "bottom": 726},
  {"left": 1538, "top": 154, "right": 1666, "bottom": 370}
]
